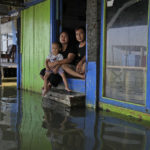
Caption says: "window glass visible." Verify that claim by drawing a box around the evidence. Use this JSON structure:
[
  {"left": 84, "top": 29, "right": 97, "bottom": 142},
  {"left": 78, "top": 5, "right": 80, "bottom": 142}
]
[{"left": 105, "top": 0, "right": 148, "bottom": 105}]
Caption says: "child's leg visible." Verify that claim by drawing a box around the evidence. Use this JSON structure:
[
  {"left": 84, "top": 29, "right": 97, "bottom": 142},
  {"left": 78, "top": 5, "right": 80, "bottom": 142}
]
[
  {"left": 60, "top": 72, "right": 71, "bottom": 92},
  {"left": 43, "top": 72, "right": 51, "bottom": 95}
]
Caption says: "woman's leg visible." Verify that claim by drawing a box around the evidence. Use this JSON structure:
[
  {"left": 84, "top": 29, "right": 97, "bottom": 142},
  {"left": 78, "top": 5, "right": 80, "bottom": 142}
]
[
  {"left": 40, "top": 68, "right": 46, "bottom": 80},
  {"left": 60, "top": 72, "right": 71, "bottom": 91},
  {"left": 61, "top": 64, "right": 85, "bottom": 79}
]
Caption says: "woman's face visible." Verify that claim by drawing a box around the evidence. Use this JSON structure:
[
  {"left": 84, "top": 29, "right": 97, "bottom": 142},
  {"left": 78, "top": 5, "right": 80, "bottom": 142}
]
[
  {"left": 59, "top": 32, "right": 69, "bottom": 45},
  {"left": 75, "top": 29, "right": 85, "bottom": 43}
]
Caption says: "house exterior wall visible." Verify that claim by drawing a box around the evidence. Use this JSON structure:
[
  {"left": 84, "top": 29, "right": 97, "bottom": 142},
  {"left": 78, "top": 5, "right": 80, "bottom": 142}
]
[
  {"left": 86, "top": 0, "right": 101, "bottom": 106},
  {"left": 21, "top": 0, "right": 50, "bottom": 92}
]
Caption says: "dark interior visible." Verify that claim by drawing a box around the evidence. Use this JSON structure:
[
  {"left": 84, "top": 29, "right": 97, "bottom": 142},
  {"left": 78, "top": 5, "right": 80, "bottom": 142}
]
[{"left": 61, "top": 0, "right": 86, "bottom": 43}]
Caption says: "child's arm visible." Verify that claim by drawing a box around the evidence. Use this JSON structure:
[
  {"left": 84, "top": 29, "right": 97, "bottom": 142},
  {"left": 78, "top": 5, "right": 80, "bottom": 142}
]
[
  {"left": 51, "top": 65, "right": 60, "bottom": 74},
  {"left": 45, "top": 59, "right": 50, "bottom": 70},
  {"left": 51, "top": 54, "right": 63, "bottom": 73}
]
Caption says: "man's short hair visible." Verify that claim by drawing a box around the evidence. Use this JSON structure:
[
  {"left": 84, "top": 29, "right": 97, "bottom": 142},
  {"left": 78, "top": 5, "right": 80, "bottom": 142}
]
[{"left": 75, "top": 26, "right": 86, "bottom": 33}]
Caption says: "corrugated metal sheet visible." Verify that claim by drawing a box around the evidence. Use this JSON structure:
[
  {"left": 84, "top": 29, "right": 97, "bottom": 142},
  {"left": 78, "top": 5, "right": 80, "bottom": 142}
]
[{"left": 21, "top": 0, "right": 50, "bottom": 92}]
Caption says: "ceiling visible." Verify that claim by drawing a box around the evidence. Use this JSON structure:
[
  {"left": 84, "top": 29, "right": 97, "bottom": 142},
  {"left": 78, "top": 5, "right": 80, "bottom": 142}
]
[{"left": 0, "top": 0, "right": 25, "bottom": 16}]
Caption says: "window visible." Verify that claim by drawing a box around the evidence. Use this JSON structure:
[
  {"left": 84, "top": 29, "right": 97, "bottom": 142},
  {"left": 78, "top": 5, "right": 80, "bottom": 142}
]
[{"left": 104, "top": 0, "right": 148, "bottom": 105}]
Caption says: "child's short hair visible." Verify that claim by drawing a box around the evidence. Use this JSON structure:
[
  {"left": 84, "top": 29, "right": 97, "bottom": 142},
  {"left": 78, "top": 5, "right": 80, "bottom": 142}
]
[{"left": 52, "top": 42, "right": 62, "bottom": 49}]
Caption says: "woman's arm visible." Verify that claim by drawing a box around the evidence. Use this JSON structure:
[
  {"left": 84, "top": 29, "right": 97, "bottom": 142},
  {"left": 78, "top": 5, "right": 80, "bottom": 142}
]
[{"left": 53, "top": 53, "right": 76, "bottom": 65}]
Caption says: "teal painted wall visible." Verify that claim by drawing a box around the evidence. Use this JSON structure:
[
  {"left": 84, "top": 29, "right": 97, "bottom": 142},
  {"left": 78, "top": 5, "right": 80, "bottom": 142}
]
[{"left": 21, "top": 0, "right": 50, "bottom": 92}]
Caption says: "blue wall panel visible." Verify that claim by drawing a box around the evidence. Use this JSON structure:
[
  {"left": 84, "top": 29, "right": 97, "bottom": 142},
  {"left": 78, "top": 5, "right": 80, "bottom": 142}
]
[{"left": 86, "top": 62, "right": 96, "bottom": 106}]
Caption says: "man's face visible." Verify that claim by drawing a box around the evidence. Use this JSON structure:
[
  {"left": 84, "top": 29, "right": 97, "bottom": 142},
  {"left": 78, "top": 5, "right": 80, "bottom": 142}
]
[{"left": 75, "top": 29, "right": 85, "bottom": 43}]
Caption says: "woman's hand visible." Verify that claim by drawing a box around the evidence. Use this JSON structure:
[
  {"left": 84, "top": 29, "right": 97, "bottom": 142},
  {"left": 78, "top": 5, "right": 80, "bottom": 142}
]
[{"left": 48, "top": 61, "right": 58, "bottom": 69}]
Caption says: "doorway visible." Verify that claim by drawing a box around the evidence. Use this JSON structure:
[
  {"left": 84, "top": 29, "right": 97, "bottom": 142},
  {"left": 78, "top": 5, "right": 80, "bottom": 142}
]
[{"left": 56, "top": 0, "right": 86, "bottom": 44}]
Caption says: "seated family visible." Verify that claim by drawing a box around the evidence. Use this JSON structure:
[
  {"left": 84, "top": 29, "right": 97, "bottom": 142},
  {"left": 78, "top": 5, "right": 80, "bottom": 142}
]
[{"left": 40, "top": 26, "right": 86, "bottom": 96}]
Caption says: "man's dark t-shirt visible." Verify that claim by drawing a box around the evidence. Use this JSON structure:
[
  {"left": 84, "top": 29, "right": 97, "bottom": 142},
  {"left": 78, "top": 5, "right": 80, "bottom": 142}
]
[{"left": 75, "top": 45, "right": 86, "bottom": 65}]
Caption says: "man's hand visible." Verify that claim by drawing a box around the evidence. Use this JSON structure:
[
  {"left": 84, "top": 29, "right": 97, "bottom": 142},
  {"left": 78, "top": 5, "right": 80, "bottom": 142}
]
[{"left": 76, "top": 61, "right": 82, "bottom": 73}]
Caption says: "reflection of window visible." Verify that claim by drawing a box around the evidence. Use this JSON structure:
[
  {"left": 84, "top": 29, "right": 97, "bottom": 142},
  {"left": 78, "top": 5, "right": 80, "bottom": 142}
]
[
  {"left": 104, "top": 0, "right": 148, "bottom": 105},
  {"left": 1, "top": 33, "right": 13, "bottom": 52},
  {"left": 100, "top": 123, "right": 146, "bottom": 150}
]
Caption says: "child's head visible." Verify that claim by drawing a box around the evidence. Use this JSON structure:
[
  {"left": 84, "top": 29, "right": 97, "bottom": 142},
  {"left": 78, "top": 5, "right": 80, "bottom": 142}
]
[
  {"left": 52, "top": 42, "right": 61, "bottom": 55},
  {"left": 75, "top": 26, "right": 86, "bottom": 43}
]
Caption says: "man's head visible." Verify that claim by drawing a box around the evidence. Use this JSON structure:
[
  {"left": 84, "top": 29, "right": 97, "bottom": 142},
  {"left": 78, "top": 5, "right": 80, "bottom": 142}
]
[{"left": 75, "top": 26, "right": 86, "bottom": 43}]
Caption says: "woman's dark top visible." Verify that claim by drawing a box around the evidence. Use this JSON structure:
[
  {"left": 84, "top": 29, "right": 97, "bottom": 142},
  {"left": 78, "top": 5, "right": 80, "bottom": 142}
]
[{"left": 60, "top": 44, "right": 77, "bottom": 65}]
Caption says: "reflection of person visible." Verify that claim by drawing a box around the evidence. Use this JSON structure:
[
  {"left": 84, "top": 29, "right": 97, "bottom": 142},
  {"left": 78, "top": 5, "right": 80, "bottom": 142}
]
[
  {"left": 42, "top": 42, "right": 71, "bottom": 96},
  {"left": 42, "top": 103, "right": 85, "bottom": 150}
]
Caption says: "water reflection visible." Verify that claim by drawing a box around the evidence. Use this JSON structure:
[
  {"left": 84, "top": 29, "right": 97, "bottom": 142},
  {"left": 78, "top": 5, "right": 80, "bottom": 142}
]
[
  {"left": 42, "top": 99, "right": 85, "bottom": 150},
  {"left": 0, "top": 86, "right": 19, "bottom": 150},
  {"left": 0, "top": 86, "right": 150, "bottom": 150}
]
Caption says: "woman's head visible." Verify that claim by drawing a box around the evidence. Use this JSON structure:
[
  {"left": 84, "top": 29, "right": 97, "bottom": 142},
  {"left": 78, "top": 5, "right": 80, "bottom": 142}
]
[
  {"left": 59, "top": 31, "right": 69, "bottom": 45},
  {"left": 75, "top": 26, "right": 86, "bottom": 43}
]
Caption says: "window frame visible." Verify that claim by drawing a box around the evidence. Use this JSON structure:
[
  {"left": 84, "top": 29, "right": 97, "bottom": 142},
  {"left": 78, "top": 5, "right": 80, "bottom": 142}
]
[{"left": 99, "top": 0, "right": 150, "bottom": 113}]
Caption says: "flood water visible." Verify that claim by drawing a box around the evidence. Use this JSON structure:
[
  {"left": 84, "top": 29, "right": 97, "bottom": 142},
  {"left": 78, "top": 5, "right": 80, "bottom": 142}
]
[{"left": 0, "top": 86, "right": 150, "bottom": 150}]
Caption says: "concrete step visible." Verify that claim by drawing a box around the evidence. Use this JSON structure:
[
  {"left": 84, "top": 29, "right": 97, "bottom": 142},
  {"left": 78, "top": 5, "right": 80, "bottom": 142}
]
[
  {"left": 42, "top": 98, "right": 86, "bottom": 117},
  {"left": 43, "top": 88, "right": 85, "bottom": 107}
]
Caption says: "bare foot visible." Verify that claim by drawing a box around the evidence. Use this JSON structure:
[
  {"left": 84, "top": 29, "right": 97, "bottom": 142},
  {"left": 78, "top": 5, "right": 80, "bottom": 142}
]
[
  {"left": 80, "top": 74, "right": 85, "bottom": 79},
  {"left": 65, "top": 87, "right": 71, "bottom": 92}
]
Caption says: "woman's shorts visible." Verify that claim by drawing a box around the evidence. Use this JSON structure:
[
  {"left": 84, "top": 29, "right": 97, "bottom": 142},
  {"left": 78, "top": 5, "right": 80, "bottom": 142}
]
[{"left": 40, "top": 68, "right": 62, "bottom": 87}]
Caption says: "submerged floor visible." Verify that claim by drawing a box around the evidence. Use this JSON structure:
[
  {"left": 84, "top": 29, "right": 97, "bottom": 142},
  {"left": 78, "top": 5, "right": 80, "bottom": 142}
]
[{"left": 0, "top": 85, "right": 150, "bottom": 150}]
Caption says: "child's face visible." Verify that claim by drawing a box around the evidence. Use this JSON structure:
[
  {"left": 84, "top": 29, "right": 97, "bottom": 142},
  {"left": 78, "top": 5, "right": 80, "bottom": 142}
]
[
  {"left": 52, "top": 44, "right": 60, "bottom": 55},
  {"left": 75, "top": 29, "right": 85, "bottom": 43},
  {"left": 59, "top": 32, "right": 69, "bottom": 45}
]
